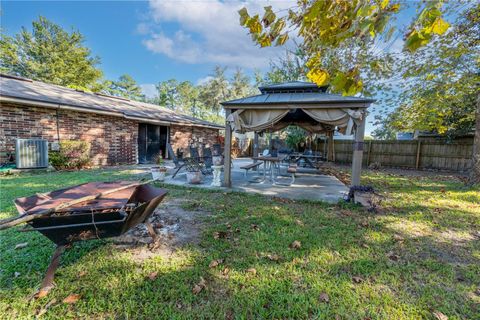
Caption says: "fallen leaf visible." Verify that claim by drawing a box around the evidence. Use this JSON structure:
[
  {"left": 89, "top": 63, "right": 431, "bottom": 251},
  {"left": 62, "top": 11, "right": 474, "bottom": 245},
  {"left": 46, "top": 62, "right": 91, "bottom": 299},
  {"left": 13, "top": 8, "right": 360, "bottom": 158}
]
[
  {"left": 36, "top": 298, "right": 57, "bottom": 317},
  {"left": 290, "top": 240, "right": 301, "bottom": 249},
  {"left": 319, "top": 292, "right": 329, "bottom": 303},
  {"left": 63, "top": 293, "right": 81, "bottom": 304},
  {"left": 15, "top": 242, "right": 28, "bottom": 250},
  {"left": 352, "top": 276, "right": 363, "bottom": 284},
  {"left": 213, "top": 231, "right": 228, "bottom": 239},
  {"left": 192, "top": 284, "right": 203, "bottom": 295},
  {"left": 192, "top": 277, "right": 207, "bottom": 295},
  {"left": 251, "top": 224, "right": 260, "bottom": 231},
  {"left": 78, "top": 271, "right": 87, "bottom": 278},
  {"left": 361, "top": 243, "right": 370, "bottom": 249},
  {"left": 387, "top": 251, "right": 399, "bottom": 261},
  {"left": 266, "top": 254, "right": 280, "bottom": 262},
  {"left": 148, "top": 271, "right": 158, "bottom": 280},
  {"left": 247, "top": 268, "right": 257, "bottom": 276},
  {"left": 209, "top": 259, "right": 224, "bottom": 268},
  {"left": 433, "top": 310, "right": 448, "bottom": 320},
  {"left": 222, "top": 267, "right": 230, "bottom": 275},
  {"left": 393, "top": 234, "right": 404, "bottom": 242},
  {"left": 295, "top": 219, "right": 304, "bottom": 226}
]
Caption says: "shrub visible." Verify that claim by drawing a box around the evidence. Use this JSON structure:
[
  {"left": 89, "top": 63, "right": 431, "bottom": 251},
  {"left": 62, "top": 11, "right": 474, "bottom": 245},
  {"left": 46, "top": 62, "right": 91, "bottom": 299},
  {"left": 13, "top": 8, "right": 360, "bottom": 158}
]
[{"left": 49, "top": 140, "right": 91, "bottom": 170}]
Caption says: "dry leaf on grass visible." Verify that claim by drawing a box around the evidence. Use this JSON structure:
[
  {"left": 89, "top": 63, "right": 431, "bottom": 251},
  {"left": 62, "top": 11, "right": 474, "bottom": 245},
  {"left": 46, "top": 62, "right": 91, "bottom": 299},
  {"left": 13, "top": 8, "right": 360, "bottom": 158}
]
[
  {"left": 78, "top": 271, "right": 87, "bottom": 278},
  {"left": 295, "top": 219, "right": 304, "bottom": 226},
  {"left": 209, "top": 259, "right": 224, "bottom": 268},
  {"left": 15, "top": 242, "right": 28, "bottom": 250},
  {"left": 247, "top": 268, "right": 257, "bottom": 276},
  {"left": 63, "top": 293, "right": 81, "bottom": 304},
  {"left": 36, "top": 298, "right": 57, "bottom": 317},
  {"left": 213, "top": 231, "right": 228, "bottom": 239},
  {"left": 192, "top": 277, "right": 207, "bottom": 295},
  {"left": 266, "top": 254, "right": 280, "bottom": 262},
  {"left": 393, "top": 234, "right": 404, "bottom": 242},
  {"left": 250, "top": 224, "right": 260, "bottom": 231},
  {"left": 352, "top": 276, "right": 363, "bottom": 284},
  {"left": 319, "top": 292, "right": 329, "bottom": 303},
  {"left": 387, "top": 251, "right": 400, "bottom": 261},
  {"left": 433, "top": 311, "right": 448, "bottom": 320},
  {"left": 147, "top": 271, "right": 158, "bottom": 280},
  {"left": 222, "top": 267, "right": 230, "bottom": 276},
  {"left": 290, "top": 240, "right": 301, "bottom": 249}
]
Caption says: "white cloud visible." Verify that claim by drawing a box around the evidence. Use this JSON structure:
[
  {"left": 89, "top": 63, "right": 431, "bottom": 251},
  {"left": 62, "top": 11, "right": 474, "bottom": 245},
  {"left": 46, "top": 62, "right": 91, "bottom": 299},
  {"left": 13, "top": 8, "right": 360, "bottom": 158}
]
[
  {"left": 140, "top": 0, "right": 295, "bottom": 69},
  {"left": 140, "top": 83, "right": 157, "bottom": 99},
  {"left": 196, "top": 76, "right": 214, "bottom": 86}
]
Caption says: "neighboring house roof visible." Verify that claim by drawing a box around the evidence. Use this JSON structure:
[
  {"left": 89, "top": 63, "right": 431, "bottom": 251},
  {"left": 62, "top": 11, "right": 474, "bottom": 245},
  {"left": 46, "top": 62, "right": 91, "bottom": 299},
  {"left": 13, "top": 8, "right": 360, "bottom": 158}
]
[
  {"left": 0, "top": 74, "right": 223, "bottom": 129},
  {"left": 222, "top": 81, "right": 375, "bottom": 106}
]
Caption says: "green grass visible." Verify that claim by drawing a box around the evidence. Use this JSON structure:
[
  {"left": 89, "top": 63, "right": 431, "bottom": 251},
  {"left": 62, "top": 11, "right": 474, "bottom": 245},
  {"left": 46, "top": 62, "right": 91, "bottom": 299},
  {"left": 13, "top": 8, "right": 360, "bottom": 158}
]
[{"left": 0, "top": 168, "right": 479, "bottom": 319}]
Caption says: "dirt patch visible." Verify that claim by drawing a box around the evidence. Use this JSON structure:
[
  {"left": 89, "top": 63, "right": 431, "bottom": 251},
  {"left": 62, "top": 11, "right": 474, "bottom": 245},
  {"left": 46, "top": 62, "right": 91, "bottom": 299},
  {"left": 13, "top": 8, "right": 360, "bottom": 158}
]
[{"left": 113, "top": 198, "right": 211, "bottom": 260}]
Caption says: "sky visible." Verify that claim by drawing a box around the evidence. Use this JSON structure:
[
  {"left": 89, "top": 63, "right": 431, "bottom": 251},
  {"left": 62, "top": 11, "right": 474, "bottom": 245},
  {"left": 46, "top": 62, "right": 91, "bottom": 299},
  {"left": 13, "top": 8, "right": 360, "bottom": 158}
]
[{"left": 0, "top": 0, "right": 418, "bottom": 135}]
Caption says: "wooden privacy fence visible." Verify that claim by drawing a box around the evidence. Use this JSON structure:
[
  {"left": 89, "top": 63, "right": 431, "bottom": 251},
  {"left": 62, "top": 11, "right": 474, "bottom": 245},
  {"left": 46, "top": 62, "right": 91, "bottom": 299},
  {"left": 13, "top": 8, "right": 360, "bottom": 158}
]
[{"left": 319, "top": 140, "right": 473, "bottom": 172}]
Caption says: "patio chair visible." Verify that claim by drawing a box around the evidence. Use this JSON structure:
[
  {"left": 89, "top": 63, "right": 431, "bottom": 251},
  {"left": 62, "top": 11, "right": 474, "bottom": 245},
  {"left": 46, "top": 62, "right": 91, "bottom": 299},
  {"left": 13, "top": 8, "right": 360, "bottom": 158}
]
[
  {"left": 168, "top": 143, "right": 189, "bottom": 179},
  {"left": 202, "top": 146, "right": 213, "bottom": 173},
  {"left": 212, "top": 144, "right": 222, "bottom": 156}
]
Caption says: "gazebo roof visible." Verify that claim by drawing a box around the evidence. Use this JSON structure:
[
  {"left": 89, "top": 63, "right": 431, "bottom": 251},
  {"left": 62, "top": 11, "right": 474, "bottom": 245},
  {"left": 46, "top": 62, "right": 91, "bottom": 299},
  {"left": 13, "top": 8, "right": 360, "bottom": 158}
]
[{"left": 222, "top": 81, "right": 375, "bottom": 107}]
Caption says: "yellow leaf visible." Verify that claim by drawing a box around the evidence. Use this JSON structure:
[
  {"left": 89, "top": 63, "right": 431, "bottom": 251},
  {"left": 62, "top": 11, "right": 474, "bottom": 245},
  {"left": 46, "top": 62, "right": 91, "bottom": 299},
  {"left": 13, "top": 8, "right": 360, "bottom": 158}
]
[
  {"left": 275, "top": 33, "right": 289, "bottom": 46},
  {"left": 307, "top": 68, "right": 330, "bottom": 86},
  {"left": 381, "top": 0, "right": 389, "bottom": 9},
  {"left": 238, "top": 8, "right": 249, "bottom": 26},
  {"left": 431, "top": 17, "right": 449, "bottom": 35}
]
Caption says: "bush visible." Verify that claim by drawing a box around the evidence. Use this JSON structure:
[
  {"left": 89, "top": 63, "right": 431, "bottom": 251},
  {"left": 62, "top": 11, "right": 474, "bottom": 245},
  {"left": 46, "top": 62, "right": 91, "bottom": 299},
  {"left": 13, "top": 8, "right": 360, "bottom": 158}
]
[{"left": 49, "top": 140, "right": 91, "bottom": 170}]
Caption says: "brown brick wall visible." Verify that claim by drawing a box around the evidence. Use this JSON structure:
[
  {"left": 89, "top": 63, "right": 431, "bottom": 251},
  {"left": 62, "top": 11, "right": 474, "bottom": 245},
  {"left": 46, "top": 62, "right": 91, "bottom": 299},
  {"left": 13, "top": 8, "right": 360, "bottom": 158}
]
[
  {"left": 169, "top": 124, "right": 220, "bottom": 155},
  {"left": 1, "top": 103, "right": 220, "bottom": 166},
  {"left": 0, "top": 103, "right": 138, "bottom": 166}
]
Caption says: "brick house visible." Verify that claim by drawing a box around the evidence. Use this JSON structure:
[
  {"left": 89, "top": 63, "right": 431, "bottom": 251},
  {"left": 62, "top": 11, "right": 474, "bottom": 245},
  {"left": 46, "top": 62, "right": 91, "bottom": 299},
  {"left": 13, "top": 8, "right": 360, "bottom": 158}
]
[{"left": 0, "top": 74, "right": 222, "bottom": 166}]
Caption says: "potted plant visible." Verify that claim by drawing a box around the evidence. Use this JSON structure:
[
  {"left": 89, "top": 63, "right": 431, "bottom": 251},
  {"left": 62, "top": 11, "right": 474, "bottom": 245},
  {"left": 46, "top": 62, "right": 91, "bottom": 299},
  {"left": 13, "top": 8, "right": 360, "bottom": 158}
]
[
  {"left": 151, "top": 153, "right": 167, "bottom": 181},
  {"left": 186, "top": 167, "right": 202, "bottom": 184}
]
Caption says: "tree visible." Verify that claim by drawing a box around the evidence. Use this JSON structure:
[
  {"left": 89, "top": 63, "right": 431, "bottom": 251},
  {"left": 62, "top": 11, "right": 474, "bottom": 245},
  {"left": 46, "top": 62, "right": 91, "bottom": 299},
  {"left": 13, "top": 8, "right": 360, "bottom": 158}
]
[
  {"left": 103, "top": 74, "right": 145, "bottom": 101},
  {"left": 238, "top": 0, "right": 451, "bottom": 95},
  {"left": 198, "top": 66, "right": 231, "bottom": 117},
  {"left": 0, "top": 16, "right": 102, "bottom": 90},
  {"left": 375, "top": 4, "right": 479, "bottom": 182},
  {"left": 264, "top": 48, "right": 308, "bottom": 84}
]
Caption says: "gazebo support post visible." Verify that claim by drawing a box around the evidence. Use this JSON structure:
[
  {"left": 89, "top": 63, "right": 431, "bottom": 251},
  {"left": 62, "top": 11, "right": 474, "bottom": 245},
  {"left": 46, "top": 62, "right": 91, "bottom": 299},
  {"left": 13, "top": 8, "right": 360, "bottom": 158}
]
[
  {"left": 351, "top": 116, "right": 366, "bottom": 186},
  {"left": 224, "top": 109, "right": 233, "bottom": 187},
  {"left": 327, "top": 131, "right": 334, "bottom": 162},
  {"left": 253, "top": 131, "right": 259, "bottom": 170}
]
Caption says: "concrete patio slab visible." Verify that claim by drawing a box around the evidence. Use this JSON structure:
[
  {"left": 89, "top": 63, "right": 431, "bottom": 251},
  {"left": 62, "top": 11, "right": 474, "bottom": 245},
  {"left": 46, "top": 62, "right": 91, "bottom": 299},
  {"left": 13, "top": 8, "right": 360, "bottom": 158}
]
[{"left": 161, "top": 158, "right": 348, "bottom": 203}]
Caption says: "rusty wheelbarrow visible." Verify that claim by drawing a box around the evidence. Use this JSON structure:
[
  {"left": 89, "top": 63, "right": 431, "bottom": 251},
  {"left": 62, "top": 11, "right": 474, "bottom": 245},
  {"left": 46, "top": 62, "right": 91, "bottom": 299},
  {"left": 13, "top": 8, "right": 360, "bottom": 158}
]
[{"left": 1, "top": 180, "right": 167, "bottom": 297}]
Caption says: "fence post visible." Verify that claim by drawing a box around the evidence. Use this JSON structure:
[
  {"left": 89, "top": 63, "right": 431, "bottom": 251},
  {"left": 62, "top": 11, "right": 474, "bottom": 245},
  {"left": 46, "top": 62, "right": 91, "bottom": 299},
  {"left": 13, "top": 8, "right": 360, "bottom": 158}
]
[
  {"left": 415, "top": 140, "right": 422, "bottom": 169},
  {"left": 366, "top": 140, "right": 372, "bottom": 166}
]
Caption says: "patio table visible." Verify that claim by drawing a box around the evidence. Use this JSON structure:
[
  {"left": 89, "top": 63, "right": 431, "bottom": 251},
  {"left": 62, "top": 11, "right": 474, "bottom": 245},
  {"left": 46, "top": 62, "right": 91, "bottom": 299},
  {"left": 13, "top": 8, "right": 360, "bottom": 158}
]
[
  {"left": 289, "top": 153, "right": 325, "bottom": 168},
  {"left": 252, "top": 156, "right": 284, "bottom": 184}
]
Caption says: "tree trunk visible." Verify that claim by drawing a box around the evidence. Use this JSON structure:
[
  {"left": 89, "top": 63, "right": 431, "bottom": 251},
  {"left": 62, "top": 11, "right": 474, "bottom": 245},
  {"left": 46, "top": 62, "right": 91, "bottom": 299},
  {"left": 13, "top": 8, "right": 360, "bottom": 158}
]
[{"left": 469, "top": 93, "right": 480, "bottom": 185}]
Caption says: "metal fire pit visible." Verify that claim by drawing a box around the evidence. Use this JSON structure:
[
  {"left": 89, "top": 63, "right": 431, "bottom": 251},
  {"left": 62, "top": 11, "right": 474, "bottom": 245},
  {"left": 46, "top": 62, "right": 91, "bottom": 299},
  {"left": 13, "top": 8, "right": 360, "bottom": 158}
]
[{"left": 12, "top": 181, "right": 167, "bottom": 297}]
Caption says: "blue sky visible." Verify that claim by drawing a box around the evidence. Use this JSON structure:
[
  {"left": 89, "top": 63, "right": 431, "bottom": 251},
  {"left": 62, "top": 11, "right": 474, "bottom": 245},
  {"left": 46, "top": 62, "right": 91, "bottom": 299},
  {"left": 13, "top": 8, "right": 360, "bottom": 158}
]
[{"left": 1, "top": 1, "right": 422, "bottom": 134}]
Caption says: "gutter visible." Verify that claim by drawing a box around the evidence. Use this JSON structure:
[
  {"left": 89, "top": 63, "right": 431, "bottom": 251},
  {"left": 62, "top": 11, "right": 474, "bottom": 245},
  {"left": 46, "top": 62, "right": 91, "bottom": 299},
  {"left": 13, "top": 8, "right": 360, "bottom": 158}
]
[{"left": 1, "top": 95, "right": 222, "bottom": 130}]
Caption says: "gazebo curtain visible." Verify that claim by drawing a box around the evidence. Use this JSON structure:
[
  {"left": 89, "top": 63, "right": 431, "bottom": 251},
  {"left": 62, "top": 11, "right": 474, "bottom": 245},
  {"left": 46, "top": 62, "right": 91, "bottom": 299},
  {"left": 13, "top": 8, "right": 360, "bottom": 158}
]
[{"left": 227, "top": 108, "right": 364, "bottom": 134}]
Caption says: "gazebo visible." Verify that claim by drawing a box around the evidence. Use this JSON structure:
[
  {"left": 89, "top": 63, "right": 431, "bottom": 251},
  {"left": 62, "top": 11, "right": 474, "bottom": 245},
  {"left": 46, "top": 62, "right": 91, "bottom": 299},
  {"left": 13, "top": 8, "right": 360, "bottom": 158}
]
[{"left": 220, "top": 81, "right": 375, "bottom": 188}]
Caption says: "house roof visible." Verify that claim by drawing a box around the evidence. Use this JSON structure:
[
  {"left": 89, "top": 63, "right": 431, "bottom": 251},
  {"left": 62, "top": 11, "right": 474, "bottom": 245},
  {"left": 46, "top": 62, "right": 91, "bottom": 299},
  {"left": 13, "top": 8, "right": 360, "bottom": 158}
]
[
  {"left": 222, "top": 81, "right": 375, "bottom": 107},
  {"left": 0, "top": 74, "right": 223, "bottom": 129}
]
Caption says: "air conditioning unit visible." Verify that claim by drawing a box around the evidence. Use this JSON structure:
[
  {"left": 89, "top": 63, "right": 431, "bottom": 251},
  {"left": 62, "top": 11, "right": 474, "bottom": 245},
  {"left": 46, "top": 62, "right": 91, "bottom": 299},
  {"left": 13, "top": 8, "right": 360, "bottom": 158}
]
[{"left": 15, "top": 139, "right": 49, "bottom": 169}]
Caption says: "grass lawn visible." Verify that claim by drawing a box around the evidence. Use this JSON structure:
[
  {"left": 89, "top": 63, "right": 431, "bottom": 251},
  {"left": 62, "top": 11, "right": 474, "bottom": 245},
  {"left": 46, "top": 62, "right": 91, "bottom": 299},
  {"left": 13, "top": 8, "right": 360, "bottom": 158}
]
[{"left": 0, "top": 168, "right": 479, "bottom": 319}]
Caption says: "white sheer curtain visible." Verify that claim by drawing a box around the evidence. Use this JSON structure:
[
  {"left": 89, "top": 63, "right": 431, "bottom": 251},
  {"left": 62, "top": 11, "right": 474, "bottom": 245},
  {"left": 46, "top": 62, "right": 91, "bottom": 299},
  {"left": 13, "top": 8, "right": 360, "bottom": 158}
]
[
  {"left": 227, "top": 109, "right": 289, "bottom": 133},
  {"left": 227, "top": 108, "right": 364, "bottom": 134}
]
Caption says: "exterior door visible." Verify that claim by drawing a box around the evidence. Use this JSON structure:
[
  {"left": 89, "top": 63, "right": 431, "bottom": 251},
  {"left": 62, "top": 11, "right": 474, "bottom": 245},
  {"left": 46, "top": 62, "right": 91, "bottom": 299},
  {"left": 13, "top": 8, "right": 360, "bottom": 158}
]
[{"left": 138, "top": 124, "right": 168, "bottom": 163}]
